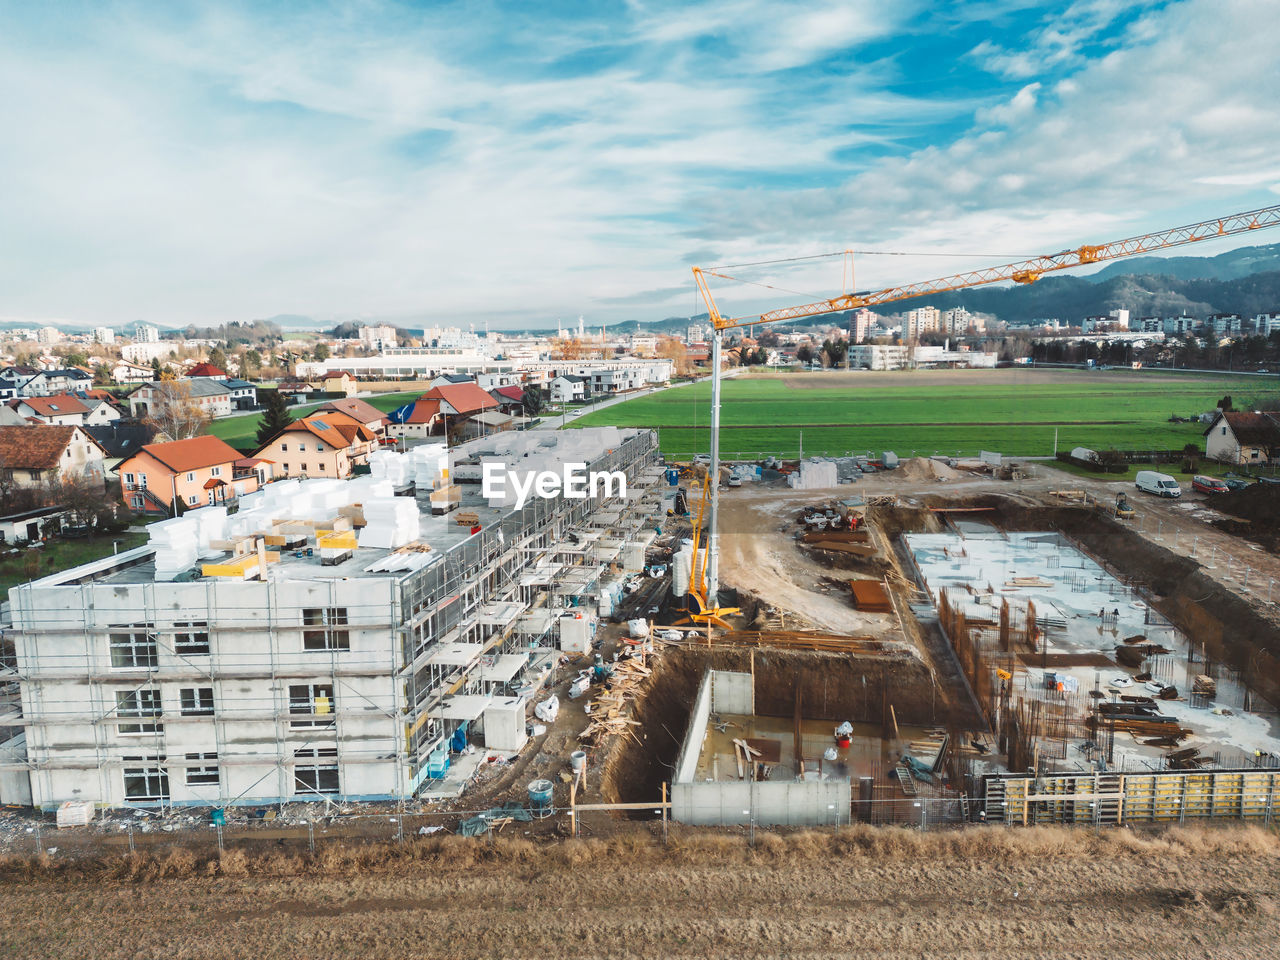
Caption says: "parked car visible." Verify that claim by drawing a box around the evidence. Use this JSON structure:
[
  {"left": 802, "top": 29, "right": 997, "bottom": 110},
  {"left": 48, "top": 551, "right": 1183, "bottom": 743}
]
[
  {"left": 1222, "top": 473, "right": 1253, "bottom": 491},
  {"left": 1191, "top": 475, "right": 1230, "bottom": 495}
]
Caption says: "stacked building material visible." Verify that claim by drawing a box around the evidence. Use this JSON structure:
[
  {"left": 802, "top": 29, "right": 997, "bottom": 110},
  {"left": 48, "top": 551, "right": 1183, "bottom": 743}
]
[
  {"left": 786, "top": 459, "right": 838, "bottom": 490},
  {"left": 358, "top": 497, "right": 421, "bottom": 549}
]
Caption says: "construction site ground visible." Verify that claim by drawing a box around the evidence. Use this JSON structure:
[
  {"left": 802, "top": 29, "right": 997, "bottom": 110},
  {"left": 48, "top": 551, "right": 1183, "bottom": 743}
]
[
  {"left": 717, "top": 462, "right": 1280, "bottom": 637},
  {"left": 2, "top": 826, "right": 1278, "bottom": 959}
]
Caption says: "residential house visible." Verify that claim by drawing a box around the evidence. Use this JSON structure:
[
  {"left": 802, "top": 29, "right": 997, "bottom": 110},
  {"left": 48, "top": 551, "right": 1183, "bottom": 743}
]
[
  {"left": 549, "top": 375, "right": 588, "bottom": 404},
  {"left": 277, "top": 380, "right": 315, "bottom": 399},
  {"left": 1204, "top": 411, "right": 1280, "bottom": 465},
  {"left": 220, "top": 379, "right": 259, "bottom": 411},
  {"left": 85, "top": 421, "right": 159, "bottom": 476},
  {"left": 9, "top": 394, "right": 90, "bottom": 426},
  {"left": 31, "top": 368, "right": 94, "bottom": 396},
  {"left": 429, "top": 373, "right": 475, "bottom": 390},
  {"left": 253, "top": 413, "right": 379, "bottom": 480},
  {"left": 386, "top": 383, "right": 499, "bottom": 440},
  {"left": 111, "top": 360, "right": 155, "bottom": 383},
  {"left": 320, "top": 371, "right": 358, "bottom": 396},
  {"left": 0, "top": 425, "right": 107, "bottom": 487},
  {"left": 0, "top": 505, "right": 70, "bottom": 544},
  {"left": 127, "top": 380, "right": 234, "bottom": 420},
  {"left": 0, "top": 366, "right": 39, "bottom": 400},
  {"left": 185, "top": 362, "right": 228, "bottom": 379},
  {"left": 118, "top": 435, "right": 272, "bottom": 514},
  {"left": 389, "top": 397, "right": 443, "bottom": 439},
  {"left": 315, "top": 398, "right": 387, "bottom": 435},
  {"left": 488, "top": 384, "right": 527, "bottom": 415}
]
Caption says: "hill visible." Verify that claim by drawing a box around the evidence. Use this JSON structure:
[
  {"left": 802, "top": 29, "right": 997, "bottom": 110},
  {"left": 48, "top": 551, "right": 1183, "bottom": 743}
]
[
  {"left": 1087, "top": 242, "right": 1280, "bottom": 283},
  {"left": 886, "top": 269, "right": 1280, "bottom": 325}
]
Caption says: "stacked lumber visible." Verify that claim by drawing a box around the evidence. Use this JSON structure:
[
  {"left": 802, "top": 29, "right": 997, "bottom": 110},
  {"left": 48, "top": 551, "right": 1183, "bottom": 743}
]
[
  {"left": 710, "top": 630, "right": 884, "bottom": 654},
  {"left": 454, "top": 511, "right": 481, "bottom": 526},
  {"left": 578, "top": 654, "right": 654, "bottom": 744}
]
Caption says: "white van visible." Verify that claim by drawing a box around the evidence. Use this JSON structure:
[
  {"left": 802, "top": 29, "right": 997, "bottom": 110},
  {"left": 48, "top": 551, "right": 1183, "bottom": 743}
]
[{"left": 1135, "top": 470, "right": 1181, "bottom": 498}]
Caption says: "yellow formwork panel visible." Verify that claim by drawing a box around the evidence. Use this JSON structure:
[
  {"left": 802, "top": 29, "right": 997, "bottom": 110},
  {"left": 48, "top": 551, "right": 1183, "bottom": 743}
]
[{"left": 1211, "top": 772, "right": 1243, "bottom": 818}]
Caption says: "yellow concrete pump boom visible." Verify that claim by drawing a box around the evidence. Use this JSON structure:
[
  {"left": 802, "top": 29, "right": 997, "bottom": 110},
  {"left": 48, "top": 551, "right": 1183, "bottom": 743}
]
[{"left": 690, "top": 202, "right": 1280, "bottom": 609}]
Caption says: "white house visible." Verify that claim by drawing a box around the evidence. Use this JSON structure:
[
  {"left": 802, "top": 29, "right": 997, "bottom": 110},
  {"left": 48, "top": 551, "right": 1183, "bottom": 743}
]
[
  {"left": 1204, "top": 411, "right": 1280, "bottom": 465},
  {"left": 549, "top": 375, "right": 588, "bottom": 404}
]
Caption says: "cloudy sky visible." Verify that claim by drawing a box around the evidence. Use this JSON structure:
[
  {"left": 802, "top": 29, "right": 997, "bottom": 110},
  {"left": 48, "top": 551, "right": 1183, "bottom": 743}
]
[{"left": 2, "top": 0, "right": 1279, "bottom": 330}]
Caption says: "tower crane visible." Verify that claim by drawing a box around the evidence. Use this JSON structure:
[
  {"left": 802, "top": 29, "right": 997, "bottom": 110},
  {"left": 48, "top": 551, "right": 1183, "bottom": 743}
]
[{"left": 692, "top": 203, "right": 1280, "bottom": 608}]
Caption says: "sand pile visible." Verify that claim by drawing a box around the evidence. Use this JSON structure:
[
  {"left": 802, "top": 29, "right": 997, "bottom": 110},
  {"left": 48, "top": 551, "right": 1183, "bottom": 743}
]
[{"left": 897, "top": 457, "right": 962, "bottom": 481}]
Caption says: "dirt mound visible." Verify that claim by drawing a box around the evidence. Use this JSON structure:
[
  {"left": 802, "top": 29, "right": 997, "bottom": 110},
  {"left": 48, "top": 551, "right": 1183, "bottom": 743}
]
[
  {"left": 897, "top": 457, "right": 962, "bottom": 481},
  {"left": 1214, "top": 483, "right": 1280, "bottom": 523},
  {"left": 1210, "top": 483, "right": 1280, "bottom": 552}
]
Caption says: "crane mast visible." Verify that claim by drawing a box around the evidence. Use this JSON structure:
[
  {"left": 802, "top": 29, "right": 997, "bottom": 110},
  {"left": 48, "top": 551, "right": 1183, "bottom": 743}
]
[{"left": 693, "top": 203, "right": 1280, "bottom": 605}]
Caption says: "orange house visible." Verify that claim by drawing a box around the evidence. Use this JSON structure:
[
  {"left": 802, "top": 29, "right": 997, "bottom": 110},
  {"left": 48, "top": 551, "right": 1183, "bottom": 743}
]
[
  {"left": 252, "top": 412, "right": 378, "bottom": 480},
  {"left": 118, "top": 435, "right": 273, "bottom": 514}
]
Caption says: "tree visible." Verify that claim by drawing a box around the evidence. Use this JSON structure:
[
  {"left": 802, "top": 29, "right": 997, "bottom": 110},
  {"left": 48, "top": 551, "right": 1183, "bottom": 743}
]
[
  {"left": 313, "top": 343, "right": 331, "bottom": 362},
  {"left": 208, "top": 346, "right": 227, "bottom": 372},
  {"left": 150, "top": 357, "right": 162, "bottom": 377},
  {"left": 144, "top": 381, "right": 210, "bottom": 441},
  {"left": 53, "top": 475, "right": 122, "bottom": 539},
  {"left": 521, "top": 386, "right": 544, "bottom": 417},
  {"left": 93, "top": 365, "right": 113, "bottom": 386},
  {"left": 796, "top": 343, "right": 814, "bottom": 364},
  {"left": 256, "top": 389, "right": 294, "bottom": 447},
  {"left": 241, "top": 349, "right": 261, "bottom": 380},
  {"left": 1218, "top": 395, "right": 1233, "bottom": 412},
  {"left": 656, "top": 337, "right": 693, "bottom": 377}
]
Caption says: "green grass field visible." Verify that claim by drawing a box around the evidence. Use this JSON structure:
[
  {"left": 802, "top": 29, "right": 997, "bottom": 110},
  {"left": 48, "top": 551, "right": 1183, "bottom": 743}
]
[
  {"left": 0, "top": 532, "right": 149, "bottom": 593},
  {"left": 570, "top": 371, "right": 1280, "bottom": 459},
  {"left": 207, "top": 392, "right": 421, "bottom": 450}
]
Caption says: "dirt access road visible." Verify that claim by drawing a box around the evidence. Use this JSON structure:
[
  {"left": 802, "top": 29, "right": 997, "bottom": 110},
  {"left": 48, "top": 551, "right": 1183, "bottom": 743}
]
[{"left": 2, "top": 826, "right": 1277, "bottom": 959}]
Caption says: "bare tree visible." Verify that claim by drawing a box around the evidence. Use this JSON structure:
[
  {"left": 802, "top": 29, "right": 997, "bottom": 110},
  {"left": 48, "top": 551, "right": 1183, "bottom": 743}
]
[
  {"left": 52, "top": 474, "right": 123, "bottom": 538},
  {"left": 144, "top": 380, "right": 210, "bottom": 441}
]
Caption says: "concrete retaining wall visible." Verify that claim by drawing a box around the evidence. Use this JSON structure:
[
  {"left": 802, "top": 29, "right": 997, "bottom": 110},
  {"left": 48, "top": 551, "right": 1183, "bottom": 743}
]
[{"left": 672, "top": 778, "right": 851, "bottom": 827}]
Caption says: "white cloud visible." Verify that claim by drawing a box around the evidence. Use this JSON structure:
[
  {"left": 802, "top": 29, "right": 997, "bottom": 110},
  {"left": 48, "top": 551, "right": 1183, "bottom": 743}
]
[
  {"left": 686, "top": 0, "right": 1280, "bottom": 319},
  {"left": 0, "top": 0, "right": 1277, "bottom": 328},
  {"left": 975, "top": 82, "right": 1041, "bottom": 126}
]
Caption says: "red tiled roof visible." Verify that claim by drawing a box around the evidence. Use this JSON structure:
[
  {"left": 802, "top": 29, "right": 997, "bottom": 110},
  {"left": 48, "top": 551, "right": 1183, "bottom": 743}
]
[
  {"left": 492, "top": 385, "right": 525, "bottom": 402},
  {"left": 19, "top": 394, "right": 89, "bottom": 418},
  {"left": 322, "top": 370, "right": 356, "bottom": 379},
  {"left": 266, "top": 413, "right": 376, "bottom": 451},
  {"left": 424, "top": 382, "right": 498, "bottom": 416},
  {"left": 317, "top": 398, "right": 385, "bottom": 424},
  {"left": 405, "top": 399, "right": 442, "bottom": 424},
  {"left": 0, "top": 425, "right": 93, "bottom": 469},
  {"left": 129, "top": 435, "right": 244, "bottom": 473},
  {"left": 186, "top": 362, "right": 227, "bottom": 378}
]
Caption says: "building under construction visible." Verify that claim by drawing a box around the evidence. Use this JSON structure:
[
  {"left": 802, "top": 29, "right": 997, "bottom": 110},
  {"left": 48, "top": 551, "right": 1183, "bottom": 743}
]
[{"left": 0, "top": 427, "right": 662, "bottom": 808}]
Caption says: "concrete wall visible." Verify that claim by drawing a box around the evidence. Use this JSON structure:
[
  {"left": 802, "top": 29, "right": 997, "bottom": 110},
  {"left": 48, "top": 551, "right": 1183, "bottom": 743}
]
[
  {"left": 672, "top": 671, "right": 712, "bottom": 785},
  {"left": 710, "top": 670, "right": 753, "bottom": 715},
  {"left": 672, "top": 779, "right": 851, "bottom": 827}
]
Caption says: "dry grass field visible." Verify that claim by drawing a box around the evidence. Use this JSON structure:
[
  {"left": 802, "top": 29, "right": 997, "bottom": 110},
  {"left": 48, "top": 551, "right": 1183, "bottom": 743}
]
[{"left": 1, "top": 825, "right": 1277, "bottom": 959}]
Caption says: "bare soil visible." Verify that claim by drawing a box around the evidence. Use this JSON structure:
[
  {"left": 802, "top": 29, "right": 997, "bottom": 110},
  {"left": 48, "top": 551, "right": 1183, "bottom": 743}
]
[{"left": 1, "top": 825, "right": 1277, "bottom": 959}]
